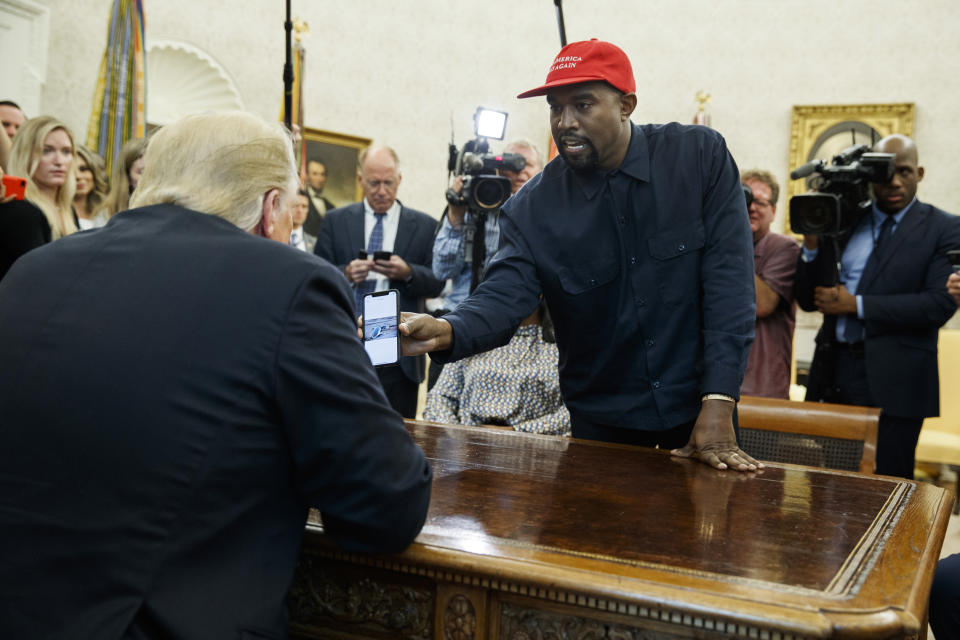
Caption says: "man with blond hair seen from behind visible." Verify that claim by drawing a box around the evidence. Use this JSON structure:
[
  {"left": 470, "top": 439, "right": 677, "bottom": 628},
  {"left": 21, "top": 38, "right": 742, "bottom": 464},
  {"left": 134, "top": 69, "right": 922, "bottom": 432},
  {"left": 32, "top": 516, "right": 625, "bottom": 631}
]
[
  {"left": 740, "top": 169, "right": 800, "bottom": 399},
  {"left": 0, "top": 112, "right": 432, "bottom": 639}
]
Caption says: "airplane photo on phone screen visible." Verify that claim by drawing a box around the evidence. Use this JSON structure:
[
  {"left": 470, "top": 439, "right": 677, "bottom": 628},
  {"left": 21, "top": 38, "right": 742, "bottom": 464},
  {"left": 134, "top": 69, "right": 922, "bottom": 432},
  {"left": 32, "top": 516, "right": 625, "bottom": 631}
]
[{"left": 362, "top": 289, "right": 400, "bottom": 367}]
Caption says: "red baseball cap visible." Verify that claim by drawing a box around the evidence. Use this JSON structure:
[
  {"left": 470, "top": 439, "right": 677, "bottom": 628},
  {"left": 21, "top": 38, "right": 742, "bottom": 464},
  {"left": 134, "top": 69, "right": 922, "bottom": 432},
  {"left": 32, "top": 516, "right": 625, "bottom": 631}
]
[{"left": 517, "top": 39, "right": 635, "bottom": 99}]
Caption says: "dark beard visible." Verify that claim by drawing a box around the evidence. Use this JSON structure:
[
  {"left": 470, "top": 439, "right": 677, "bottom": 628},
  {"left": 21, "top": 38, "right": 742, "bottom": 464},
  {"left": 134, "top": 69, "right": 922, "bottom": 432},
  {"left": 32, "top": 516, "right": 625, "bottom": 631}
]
[{"left": 556, "top": 138, "right": 600, "bottom": 173}]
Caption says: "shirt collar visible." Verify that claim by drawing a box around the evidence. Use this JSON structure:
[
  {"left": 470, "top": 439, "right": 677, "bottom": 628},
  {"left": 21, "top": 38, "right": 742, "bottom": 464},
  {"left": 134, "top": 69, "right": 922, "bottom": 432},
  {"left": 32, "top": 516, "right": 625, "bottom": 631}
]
[
  {"left": 871, "top": 196, "right": 915, "bottom": 227},
  {"left": 363, "top": 198, "right": 401, "bottom": 221},
  {"left": 570, "top": 123, "right": 650, "bottom": 200}
]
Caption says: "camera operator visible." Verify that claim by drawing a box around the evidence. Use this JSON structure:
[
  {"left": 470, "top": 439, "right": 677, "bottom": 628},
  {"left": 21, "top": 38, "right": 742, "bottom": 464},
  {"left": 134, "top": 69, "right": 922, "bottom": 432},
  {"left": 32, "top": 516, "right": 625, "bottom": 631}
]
[
  {"left": 740, "top": 170, "right": 800, "bottom": 400},
  {"left": 795, "top": 134, "right": 960, "bottom": 479},
  {"left": 433, "top": 138, "right": 544, "bottom": 310}
]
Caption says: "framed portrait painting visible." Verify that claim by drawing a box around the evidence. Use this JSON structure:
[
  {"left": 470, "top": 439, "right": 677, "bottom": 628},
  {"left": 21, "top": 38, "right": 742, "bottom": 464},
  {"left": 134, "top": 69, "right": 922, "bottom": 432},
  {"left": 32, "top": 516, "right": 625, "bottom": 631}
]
[{"left": 301, "top": 128, "right": 372, "bottom": 209}]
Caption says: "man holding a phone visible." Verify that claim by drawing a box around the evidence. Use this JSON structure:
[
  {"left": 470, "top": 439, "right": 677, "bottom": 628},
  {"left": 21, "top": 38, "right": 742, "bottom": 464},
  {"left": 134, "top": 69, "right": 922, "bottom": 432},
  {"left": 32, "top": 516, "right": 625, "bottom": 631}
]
[
  {"left": 398, "top": 40, "right": 762, "bottom": 472},
  {"left": 948, "top": 251, "right": 960, "bottom": 304},
  {"left": 316, "top": 145, "right": 444, "bottom": 418}
]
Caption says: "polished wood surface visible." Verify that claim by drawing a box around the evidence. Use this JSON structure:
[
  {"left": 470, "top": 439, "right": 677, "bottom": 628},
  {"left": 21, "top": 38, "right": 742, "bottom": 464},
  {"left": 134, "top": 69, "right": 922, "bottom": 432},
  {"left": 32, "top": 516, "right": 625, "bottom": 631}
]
[
  {"left": 738, "top": 396, "right": 880, "bottom": 473},
  {"left": 290, "top": 421, "right": 953, "bottom": 639}
]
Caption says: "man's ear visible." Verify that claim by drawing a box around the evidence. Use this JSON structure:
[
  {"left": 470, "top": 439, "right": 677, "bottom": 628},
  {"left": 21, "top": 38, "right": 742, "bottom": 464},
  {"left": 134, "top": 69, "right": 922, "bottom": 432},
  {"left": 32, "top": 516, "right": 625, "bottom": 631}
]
[
  {"left": 917, "top": 166, "right": 925, "bottom": 183},
  {"left": 620, "top": 92, "right": 638, "bottom": 121},
  {"left": 258, "top": 188, "right": 282, "bottom": 237}
]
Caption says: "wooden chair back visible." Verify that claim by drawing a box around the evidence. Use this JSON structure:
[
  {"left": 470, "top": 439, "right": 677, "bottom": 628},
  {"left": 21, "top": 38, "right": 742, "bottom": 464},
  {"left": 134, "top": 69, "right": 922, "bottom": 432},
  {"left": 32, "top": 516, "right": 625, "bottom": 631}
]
[{"left": 737, "top": 395, "right": 880, "bottom": 474}]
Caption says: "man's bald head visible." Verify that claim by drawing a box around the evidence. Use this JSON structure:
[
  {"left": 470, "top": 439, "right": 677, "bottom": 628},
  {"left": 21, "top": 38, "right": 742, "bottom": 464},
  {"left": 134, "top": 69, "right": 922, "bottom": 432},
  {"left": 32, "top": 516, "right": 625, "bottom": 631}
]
[
  {"left": 875, "top": 134, "right": 918, "bottom": 165},
  {"left": 872, "top": 134, "right": 923, "bottom": 215}
]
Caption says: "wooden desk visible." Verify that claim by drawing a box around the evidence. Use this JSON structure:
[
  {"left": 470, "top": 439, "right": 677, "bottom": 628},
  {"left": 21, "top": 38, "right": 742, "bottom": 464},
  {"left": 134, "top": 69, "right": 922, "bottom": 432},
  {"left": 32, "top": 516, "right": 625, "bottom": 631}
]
[{"left": 288, "top": 421, "right": 953, "bottom": 640}]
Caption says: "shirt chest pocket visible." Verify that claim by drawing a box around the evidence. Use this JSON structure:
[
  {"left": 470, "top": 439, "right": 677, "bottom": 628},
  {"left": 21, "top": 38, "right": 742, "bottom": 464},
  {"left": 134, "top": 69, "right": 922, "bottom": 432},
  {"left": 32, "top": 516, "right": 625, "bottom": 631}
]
[
  {"left": 648, "top": 225, "right": 706, "bottom": 305},
  {"left": 557, "top": 257, "right": 620, "bottom": 296}
]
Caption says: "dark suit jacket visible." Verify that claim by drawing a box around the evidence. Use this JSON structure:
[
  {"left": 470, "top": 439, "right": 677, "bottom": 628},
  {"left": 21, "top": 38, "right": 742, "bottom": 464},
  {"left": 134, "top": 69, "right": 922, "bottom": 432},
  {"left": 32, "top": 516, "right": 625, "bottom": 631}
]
[
  {"left": 796, "top": 200, "right": 960, "bottom": 418},
  {"left": 303, "top": 192, "right": 334, "bottom": 238},
  {"left": 315, "top": 201, "right": 445, "bottom": 384},
  {"left": 0, "top": 205, "right": 432, "bottom": 640}
]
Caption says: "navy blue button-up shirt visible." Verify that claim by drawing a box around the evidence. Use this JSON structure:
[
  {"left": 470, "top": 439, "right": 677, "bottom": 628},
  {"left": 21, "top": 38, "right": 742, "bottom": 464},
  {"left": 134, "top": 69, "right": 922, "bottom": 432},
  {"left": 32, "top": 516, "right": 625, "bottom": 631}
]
[{"left": 437, "top": 122, "right": 755, "bottom": 430}]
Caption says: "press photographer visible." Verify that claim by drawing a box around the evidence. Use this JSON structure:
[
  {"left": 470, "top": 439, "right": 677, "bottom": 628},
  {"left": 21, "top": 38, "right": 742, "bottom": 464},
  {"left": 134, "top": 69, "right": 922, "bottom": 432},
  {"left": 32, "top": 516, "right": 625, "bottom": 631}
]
[
  {"left": 433, "top": 108, "right": 543, "bottom": 309},
  {"left": 429, "top": 110, "right": 544, "bottom": 388},
  {"left": 794, "top": 134, "right": 960, "bottom": 479}
]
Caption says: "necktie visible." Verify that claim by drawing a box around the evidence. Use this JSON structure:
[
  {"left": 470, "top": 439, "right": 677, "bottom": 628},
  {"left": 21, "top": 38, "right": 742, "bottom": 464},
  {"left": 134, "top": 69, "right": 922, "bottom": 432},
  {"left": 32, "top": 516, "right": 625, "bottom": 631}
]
[
  {"left": 842, "top": 216, "right": 895, "bottom": 343},
  {"left": 874, "top": 215, "right": 894, "bottom": 253},
  {"left": 355, "top": 213, "right": 386, "bottom": 311}
]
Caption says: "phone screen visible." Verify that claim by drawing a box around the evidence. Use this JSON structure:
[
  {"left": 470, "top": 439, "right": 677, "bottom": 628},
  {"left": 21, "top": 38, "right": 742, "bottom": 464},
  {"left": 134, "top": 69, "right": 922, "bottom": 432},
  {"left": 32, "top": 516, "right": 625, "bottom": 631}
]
[{"left": 362, "top": 289, "right": 400, "bottom": 367}]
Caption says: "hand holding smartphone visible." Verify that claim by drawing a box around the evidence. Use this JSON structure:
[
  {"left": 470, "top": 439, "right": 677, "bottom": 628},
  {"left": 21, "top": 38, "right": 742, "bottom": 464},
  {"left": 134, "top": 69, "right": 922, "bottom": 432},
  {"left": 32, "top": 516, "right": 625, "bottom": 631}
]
[
  {"left": 2, "top": 175, "right": 27, "bottom": 201},
  {"left": 362, "top": 289, "right": 401, "bottom": 367},
  {"left": 948, "top": 250, "right": 960, "bottom": 274}
]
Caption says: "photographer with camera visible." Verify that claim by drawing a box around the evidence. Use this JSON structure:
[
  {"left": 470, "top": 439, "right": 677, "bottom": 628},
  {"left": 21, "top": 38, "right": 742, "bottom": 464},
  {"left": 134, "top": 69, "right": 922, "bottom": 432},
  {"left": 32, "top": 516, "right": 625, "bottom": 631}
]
[
  {"left": 433, "top": 138, "right": 543, "bottom": 309},
  {"left": 795, "top": 134, "right": 960, "bottom": 479}
]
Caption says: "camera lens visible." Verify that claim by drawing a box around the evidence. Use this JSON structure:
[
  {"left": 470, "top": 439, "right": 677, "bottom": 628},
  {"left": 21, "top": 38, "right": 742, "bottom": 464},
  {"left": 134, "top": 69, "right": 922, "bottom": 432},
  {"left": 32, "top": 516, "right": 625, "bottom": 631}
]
[{"left": 474, "top": 178, "right": 509, "bottom": 210}]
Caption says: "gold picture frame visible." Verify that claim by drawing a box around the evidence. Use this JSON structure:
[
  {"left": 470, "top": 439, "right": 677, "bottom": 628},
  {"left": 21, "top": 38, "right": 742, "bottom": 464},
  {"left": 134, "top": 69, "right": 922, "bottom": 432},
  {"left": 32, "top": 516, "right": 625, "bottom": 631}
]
[
  {"left": 786, "top": 103, "right": 915, "bottom": 204},
  {"left": 302, "top": 127, "right": 372, "bottom": 207}
]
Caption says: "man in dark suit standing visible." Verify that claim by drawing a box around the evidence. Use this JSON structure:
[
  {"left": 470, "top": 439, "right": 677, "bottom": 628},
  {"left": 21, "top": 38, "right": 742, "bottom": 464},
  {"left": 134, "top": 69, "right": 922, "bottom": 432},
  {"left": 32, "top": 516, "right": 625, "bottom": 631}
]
[
  {"left": 303, "top": 157, "right": 335, "bottom": 237},
  {"left": 0, "top": 112, "right": 432, "bottom": 640},
  {"left": 316, "top": 145, "right": 444, "bottom": 418},
  {"left": 796, "top": 134, "right": 960, "bottom": 478}
]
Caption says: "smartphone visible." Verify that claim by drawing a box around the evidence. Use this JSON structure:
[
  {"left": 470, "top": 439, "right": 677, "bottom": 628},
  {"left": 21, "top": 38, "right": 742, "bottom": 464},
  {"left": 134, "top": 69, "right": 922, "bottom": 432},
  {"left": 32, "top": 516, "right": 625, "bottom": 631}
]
[
  {"left": 357, "top": 250, "right": 368, "bottom": 260},
  {"left": 373, "top": 250, "right": 392, "bottom": 261},
  {"left": 948, "top": 249, "right": 960, "bottom": 273},
  {"left": 362, "top": 289, "right": 401, "bottom": 367},
  {"left": 2, "top": 175, "right": 27, "bottom": 201}
]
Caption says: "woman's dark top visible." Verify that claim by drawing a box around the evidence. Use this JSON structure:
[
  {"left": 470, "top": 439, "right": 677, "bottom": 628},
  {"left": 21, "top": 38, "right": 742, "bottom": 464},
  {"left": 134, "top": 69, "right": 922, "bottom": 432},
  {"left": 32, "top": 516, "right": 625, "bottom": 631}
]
[{"left": 1, "top": 199, "right": 51, "bottom": 281}]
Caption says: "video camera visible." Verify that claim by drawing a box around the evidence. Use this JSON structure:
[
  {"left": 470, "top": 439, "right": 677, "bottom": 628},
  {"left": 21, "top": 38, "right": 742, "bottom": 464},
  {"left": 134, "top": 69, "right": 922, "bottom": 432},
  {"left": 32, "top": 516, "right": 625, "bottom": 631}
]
[
  {"left": 446, "top": 107, "right": 526, "bottom": 212},
  {"left": 789, "top": 144, "right": 895, "bottom": 236}
]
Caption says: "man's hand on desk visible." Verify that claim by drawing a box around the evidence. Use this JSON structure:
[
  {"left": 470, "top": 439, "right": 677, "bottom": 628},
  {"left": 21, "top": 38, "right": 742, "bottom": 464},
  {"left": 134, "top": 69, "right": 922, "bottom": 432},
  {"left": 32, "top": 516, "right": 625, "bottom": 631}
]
[
  {"left": 671, "top": 399, "right": 763, "bottom": 472},
  {"left": 398, "top": 312, "right": 452, "bottom": 355}
]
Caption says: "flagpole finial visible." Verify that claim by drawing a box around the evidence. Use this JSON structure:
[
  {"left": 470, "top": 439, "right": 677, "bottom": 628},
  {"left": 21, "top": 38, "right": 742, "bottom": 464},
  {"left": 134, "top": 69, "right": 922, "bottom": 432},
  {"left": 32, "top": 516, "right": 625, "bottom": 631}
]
[
  {"left": 693, "top": 90, "right": 712, "bottom": 127},
  {"left": 293, "top": 18, "right": 310, "bottom": 44}
]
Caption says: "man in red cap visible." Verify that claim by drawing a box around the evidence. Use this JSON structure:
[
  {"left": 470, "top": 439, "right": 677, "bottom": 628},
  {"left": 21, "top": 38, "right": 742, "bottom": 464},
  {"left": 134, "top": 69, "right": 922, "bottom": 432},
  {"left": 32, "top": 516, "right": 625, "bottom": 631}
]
[{"left": 401, "top": 39, "right": 760, "bottom": 472}]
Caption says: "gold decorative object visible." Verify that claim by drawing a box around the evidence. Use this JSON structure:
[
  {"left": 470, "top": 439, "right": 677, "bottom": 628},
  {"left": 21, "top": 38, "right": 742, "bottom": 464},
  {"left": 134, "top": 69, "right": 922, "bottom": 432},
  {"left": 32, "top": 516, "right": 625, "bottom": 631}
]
[
  {"left": 694, "top": 90, "right": 711, "bottom": 127},
  {"left": 293, "top": 17, "right": 310, "bottom": 44}
]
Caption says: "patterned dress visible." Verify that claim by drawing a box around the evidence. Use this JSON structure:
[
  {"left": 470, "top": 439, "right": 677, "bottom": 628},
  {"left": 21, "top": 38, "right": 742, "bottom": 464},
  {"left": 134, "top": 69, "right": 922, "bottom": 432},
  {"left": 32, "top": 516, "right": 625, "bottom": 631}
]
[{"left": 423, "top": 324, "right": 570, "bottom": 435}]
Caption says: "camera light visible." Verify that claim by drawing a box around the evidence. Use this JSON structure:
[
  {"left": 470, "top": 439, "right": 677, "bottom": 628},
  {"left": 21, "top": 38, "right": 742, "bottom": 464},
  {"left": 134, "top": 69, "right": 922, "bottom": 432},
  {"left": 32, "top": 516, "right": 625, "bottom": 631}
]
[{"left": 474, "top": 108, "right": 508, "bottom": 140}]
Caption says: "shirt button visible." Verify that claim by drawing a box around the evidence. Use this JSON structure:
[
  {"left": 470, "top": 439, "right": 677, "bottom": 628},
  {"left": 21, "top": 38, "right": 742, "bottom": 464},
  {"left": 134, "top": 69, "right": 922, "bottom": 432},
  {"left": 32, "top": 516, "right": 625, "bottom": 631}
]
[
  {"left": 646, "top": 338, "right": 655, "bottom": 347},
  {"left": 589, "top": 278, "right": 597, "bottom": 286},
  {"left": 638, "top": 298, "right": 646, "bottom": 306},
  {"left": 630, "top": 256, "right": 637, "bottom": 265},
  {"left": 678, "top": 243, "right": 686, "bottom": 252},
  {"left": 618, "top": 216, "right": 626, "bottom": 224},
  {"left": 651, "top": 379, "right": 661, "bottom": 389}
]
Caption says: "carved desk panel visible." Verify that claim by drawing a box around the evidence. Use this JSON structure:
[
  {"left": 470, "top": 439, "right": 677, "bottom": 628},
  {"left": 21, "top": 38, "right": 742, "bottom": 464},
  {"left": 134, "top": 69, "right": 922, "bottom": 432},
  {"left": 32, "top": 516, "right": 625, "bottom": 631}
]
[{"left": 288, "top": 421, "right": 952, "bottom": 639}]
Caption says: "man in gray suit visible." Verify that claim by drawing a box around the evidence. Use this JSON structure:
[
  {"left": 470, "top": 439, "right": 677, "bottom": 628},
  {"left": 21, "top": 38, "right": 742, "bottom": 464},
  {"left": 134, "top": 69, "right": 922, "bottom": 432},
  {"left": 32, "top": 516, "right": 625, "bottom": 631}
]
[{"left": 316, "top": 146, "right": 444, "bottom": 418}]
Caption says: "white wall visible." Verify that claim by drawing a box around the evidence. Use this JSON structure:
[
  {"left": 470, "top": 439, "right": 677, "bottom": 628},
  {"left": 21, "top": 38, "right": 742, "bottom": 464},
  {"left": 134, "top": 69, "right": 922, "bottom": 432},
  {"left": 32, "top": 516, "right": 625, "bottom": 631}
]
[{"left": 27, "top": 0, "right": 960, "bottom": 225}]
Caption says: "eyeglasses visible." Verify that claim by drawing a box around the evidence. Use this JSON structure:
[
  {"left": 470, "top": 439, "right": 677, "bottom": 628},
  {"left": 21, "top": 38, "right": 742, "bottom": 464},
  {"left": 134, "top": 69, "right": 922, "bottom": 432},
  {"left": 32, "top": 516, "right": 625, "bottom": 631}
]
[{"left": 751, "top": 199, "right": 773, "bottom": 209}]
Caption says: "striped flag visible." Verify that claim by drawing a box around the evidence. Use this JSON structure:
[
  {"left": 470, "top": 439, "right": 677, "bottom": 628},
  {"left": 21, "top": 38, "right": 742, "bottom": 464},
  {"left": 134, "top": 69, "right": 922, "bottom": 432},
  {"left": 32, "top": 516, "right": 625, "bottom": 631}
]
[{"left": 86, "top": 0, "right": 146, "bottom": 179}]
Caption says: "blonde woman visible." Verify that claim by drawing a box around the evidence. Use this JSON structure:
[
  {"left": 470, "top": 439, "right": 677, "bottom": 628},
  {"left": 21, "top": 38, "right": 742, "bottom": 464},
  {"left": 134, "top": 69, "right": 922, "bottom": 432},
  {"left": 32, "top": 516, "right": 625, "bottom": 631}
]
[
  {"left": 103, "top": 136, "right": 148, "bottom": 217},
  {"left": 73, "top": 145, "right": 109, "bottom": 229},
  {"left": 7, "top": 115, "right": 77, "bottom": 239}
]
